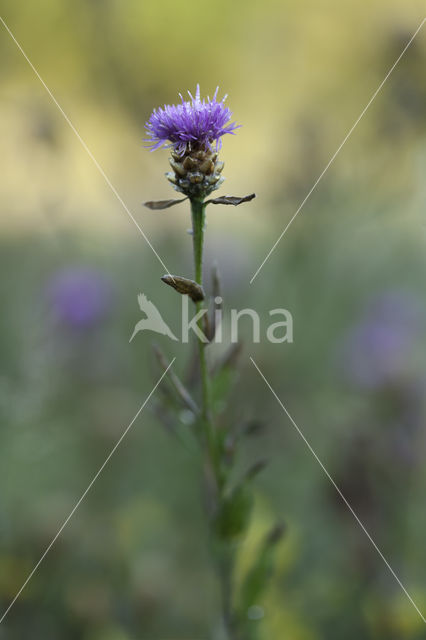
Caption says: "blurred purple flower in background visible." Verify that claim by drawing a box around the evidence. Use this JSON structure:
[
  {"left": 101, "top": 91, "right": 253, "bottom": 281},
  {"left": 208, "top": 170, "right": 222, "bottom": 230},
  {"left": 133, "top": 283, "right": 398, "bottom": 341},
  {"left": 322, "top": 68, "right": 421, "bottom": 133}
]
[
  {"left": 47, "top": 267, "right": 113, "bottom": 330},
  {"left": 339, "top": 290, "right": 424, "bottom": 390}
]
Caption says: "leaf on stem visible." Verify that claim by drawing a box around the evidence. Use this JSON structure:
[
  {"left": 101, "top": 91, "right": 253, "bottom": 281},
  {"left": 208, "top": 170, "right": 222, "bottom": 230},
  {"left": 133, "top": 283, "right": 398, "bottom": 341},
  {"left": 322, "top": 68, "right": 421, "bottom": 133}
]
[
  {"left": 210, "top": 343, "right": 243, "bottom": 411},
  {"left": 240, "top": 420, "right": 265, "bottom": 438},
  {"left": 203, "top": 313, "right": 211, "bottom": 341},
  {"left": 151, "top": 398, "right": 176, "bottom": 434},
  {"left": 214, "top": 461, "right": 268, "bottom": 539},
  {"left": 161, "top": 275, "right": 205, "bottom": 302},
  {"left": 244, "top": 459, "right": 269, "bottom": 482},
  {"left": 207, "top": 263, "right": 223, "bottom": 341},
  {"left": 238, "top": 521, "right": 286, "bottom": 614},
  {"left": 213, "top": 485, "right": 253, "bottom": 542},
  {"left": 205, "top": 193, "right": 256, "bottom": 206},
  {"left": 223, "top": 422, "right": 266, "bottom": 468},
  {"left": 265, "top": 522, "right": 286, "bottom": 546},
  {"left": 152, "top": 343, "right": 199, "bottom": 415},
  {"left": 143, "top": 197, "right": 188, "bottom": 210},
  {"left": 212, "top": 262, "right": 222, "bottom": 299}
]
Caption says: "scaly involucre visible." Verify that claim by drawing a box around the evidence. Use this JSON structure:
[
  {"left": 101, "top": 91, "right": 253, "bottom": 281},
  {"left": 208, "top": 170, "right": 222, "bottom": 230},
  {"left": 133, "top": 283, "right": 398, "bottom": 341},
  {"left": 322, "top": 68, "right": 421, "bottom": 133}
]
[{"left": 145, "top": 85, "right": 239, "bottom": 154}]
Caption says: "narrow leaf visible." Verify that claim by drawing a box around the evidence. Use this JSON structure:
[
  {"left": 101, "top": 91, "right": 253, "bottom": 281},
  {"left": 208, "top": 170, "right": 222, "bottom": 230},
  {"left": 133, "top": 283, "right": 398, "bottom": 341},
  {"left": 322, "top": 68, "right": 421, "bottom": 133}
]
[
  {"left": 265, "top": 522, "right": 286, "bottom": 546},
  {"left": 244, "top": 459, "right": 269, "bottom": 482},
  {"left": 238, "top": 521, "right": 286, "bottom": 613},
  {"left": 213, "top": 486, "right": 253, "bottom": 541},
  {"left": 207, "top": 263, "right": 223, "bottom": 341},
  {"left": 143, "top": 197, "right": 187, "bottom": 210},
  {"left": 212, "top": 263, "right": 222, "bottom": 299},
  {"left": 152, "top": 343, "right": 199, "bottom": 415},
  {"left": 240, "top": 420, "right": 265, "bottom": 438},
  {"left": 206, "top": 193, "right": 256, "bottom": 206}
]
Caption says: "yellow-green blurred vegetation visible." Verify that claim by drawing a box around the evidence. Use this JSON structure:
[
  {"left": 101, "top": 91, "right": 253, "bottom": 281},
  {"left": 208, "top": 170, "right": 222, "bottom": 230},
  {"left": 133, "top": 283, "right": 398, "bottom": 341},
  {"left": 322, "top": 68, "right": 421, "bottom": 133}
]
[{"left": 1, "top": 1, "right": 426, "bottom": 638}]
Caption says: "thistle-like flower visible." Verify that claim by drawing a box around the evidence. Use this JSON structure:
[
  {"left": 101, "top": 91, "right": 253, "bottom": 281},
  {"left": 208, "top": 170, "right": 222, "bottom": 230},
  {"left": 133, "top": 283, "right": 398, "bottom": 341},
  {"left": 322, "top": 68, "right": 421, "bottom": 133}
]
[
  {"left": 143, "top": 87, "right": 272, "bottom": 640},
  {"left": 145, "top": 85, "right": 239, "bottom": 199}
]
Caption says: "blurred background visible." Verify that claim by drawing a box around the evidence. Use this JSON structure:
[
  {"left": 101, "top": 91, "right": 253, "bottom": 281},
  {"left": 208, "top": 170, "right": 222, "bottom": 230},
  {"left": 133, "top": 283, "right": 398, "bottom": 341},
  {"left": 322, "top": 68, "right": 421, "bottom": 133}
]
[{"left": 1, "top": 1, "right": 426, "bottom": 638}]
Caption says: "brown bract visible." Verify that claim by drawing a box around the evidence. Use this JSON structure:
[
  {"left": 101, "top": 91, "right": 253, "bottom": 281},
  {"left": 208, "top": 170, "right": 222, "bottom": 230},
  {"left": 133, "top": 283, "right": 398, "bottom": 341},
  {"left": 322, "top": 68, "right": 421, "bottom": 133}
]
[
  {"left": 161, "top": 274, "right": 205, "bottom": 302},
  {"left": 166, "top": 145, "right": 225, "bottom": 199}
]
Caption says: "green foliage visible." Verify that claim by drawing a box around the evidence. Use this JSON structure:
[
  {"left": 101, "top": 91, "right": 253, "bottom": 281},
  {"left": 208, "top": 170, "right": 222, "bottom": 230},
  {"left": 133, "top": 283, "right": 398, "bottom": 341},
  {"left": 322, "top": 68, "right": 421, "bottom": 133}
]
[
  {"left": 213, "top": 485, "right": 254, "bottom": 542},
  {"left": 239, "top": 526, "right": 284, "bottom": 613}
]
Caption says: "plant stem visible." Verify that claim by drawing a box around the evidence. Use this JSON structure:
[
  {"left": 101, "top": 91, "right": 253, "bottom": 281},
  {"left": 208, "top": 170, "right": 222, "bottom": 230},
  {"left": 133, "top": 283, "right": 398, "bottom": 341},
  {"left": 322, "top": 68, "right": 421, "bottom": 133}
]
[
  {"left": 190, "top": 198, "right": 236, "bottom": 639},
  {"left": 190, "top": 197, "right": 216, "bottom": 469}
]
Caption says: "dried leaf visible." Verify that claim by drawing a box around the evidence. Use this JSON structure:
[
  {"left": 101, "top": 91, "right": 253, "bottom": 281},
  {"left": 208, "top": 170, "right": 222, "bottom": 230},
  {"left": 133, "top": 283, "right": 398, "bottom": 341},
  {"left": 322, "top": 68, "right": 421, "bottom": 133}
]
[
  {"left": 143, "top": 197, "right": 187, "bottom": 210},
  {"left": 161, "top": 274, "right": 205, "bottom": 302},
  {"left": 206, "top": 193, "right": 256, "bottom": 206}
]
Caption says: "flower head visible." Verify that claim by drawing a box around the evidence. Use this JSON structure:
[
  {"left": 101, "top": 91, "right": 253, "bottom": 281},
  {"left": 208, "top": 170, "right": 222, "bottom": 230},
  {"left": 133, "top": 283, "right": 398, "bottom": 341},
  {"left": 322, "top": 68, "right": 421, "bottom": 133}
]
[{"left": 145, "top": 85, "right": 239, "bottom": 154}]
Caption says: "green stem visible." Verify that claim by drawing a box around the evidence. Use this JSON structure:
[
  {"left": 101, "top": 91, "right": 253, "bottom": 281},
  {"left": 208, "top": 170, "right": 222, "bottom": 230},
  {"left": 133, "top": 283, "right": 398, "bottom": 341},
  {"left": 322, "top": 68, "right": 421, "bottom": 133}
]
[
  {"left": 190, "top": 198, "right": 236, "bottom": 639},
  {"left": 190, "top": 198, "right": 217, "bottom": 469},
  {"left": 190, "top": 198, "right": 205, "bottom": 287}
]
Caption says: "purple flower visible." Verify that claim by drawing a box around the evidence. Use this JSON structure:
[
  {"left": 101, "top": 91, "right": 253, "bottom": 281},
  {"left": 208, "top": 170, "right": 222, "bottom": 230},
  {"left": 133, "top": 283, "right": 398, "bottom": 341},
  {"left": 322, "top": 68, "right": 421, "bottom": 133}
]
[
  {"left": 339, "top": 291, "right": 423, "bottom": 390},
  {"left": 47, "top": 267, "right": 113, "bottom": 330},
  {"left": 145, "top": 85, "right": 239, "bottom": 154}
]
